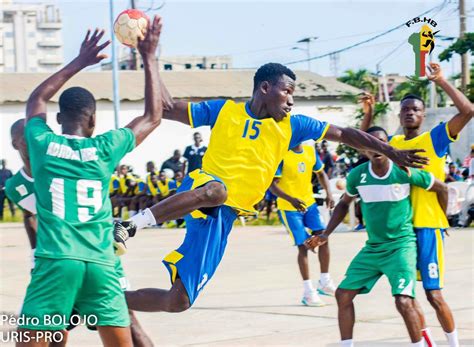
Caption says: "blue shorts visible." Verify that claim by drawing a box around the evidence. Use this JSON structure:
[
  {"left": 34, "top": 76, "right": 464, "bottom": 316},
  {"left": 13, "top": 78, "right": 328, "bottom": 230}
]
[
  {"left": 415, "top": 228, "right": 446, "bottom": 290},
  {"left": 278, "top": 203, "right": 326, "bottom": 246},
  {"left": 162, "top": 170, "right": 237, "bottom": 305}
]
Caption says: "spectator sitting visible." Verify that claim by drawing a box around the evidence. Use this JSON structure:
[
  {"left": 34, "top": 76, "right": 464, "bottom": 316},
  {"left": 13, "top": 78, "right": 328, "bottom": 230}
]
[
  {"left": 446, "top": 163, "right": 463, "bottom": 183},
  {"left": 161, "top": 150, "right": 185, "bottom": 175},
  {"left": 462, "top": 145, "right": 474, "bottom": 180}
]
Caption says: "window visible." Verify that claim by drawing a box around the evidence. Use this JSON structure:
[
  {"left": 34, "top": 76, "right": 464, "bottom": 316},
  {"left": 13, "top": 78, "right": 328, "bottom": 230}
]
[
  {"left": 164, "top": 64, "right": 172, "bottom": 70},
  {"left": 221, "top": 63, "right": 228, "bottom": 69},
  {"left": 196, "top": 63, "right": 204, "bottom": 69},
  {"left": 210, "top": 63, "right": 217, "bottom": 69},
  {"left": 185, "top": 63, "right": 192, "bottom": 69}
]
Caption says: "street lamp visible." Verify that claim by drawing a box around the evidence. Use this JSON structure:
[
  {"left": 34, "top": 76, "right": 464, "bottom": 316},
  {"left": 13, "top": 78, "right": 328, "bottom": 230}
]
[{"left": 295, "top": 36, "right": 318, "bottom": 71}]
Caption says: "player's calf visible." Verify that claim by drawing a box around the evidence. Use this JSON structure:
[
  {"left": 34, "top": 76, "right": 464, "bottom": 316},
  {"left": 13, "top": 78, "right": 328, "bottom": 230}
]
[
  {"left": 394, "top": 295, "right": 424, "bottom": 344},
  {"left": 125, "top": 279, "right": 191, "bottom": 313},
  {"left": 425, "top": 289, "right": 457, "bottom": 338}
]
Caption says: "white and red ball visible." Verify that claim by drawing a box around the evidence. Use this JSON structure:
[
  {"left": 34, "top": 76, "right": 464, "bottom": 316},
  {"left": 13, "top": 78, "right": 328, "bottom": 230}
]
[{"left": 114, "top": 9, "right": 148, "bottom": 48}]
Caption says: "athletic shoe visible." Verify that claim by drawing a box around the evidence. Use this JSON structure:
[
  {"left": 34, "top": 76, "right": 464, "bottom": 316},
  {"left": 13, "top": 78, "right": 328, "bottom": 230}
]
[
  {"left": 318, "top": 279, "right": 337, "bottom": 296},
  {"left": 113, "top": 220, "right": 137, "bottom": 256},
  {"left": 354, "top": 223, "right": 366, "bottom": 231},
  {"left": 301, "top": 290, "right": 325, "bottom": 307}
]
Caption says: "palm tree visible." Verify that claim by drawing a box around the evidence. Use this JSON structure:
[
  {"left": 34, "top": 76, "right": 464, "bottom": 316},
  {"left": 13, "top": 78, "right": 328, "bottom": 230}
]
[
  {"left": 338, "top": 69, "right": 378, "bottom": 95},
  {"left": 393, "top": 76, "right": 430, "bottom": 102},
  {"left": 393, "top": 76, "right": 447, "bottom": 106}
]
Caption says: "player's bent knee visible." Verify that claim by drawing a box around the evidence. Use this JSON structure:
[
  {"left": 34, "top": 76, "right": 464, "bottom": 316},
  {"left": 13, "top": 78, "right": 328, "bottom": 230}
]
[
  {"left": 395, "top": 295, "right": 414, "bottom": 312},
  {"left": 168, "top": 291, "right": 191, "bottom": 313},
  {"left": 335, "top": 288, "right": 353, "bottom": 306},
  {"left": 426, "top": 290, "right": 445, "bottom": 310},
  {"left": 204, "top": 182, "right": 227, "bottom": 206}
]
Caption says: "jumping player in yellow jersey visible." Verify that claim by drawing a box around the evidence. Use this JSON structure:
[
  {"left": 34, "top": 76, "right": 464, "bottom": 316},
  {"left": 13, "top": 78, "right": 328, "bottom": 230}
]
[
  {"left": 361, "top": 63, "right": 473, "bottom": 347},
  {"left": 270, "top": 143, "right": 335, "bottom": 306},
  {"left": 114, "top": 60, "right": 429, "bottom": 314}
]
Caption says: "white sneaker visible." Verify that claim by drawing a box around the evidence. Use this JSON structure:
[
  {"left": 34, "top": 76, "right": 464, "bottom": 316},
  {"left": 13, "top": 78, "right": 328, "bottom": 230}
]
[
  {"left": 318, "top": 279, "right": 336, "bottom": 296},
  {"left": 302, "top": 290, "right": 325, "bottom": 307}
]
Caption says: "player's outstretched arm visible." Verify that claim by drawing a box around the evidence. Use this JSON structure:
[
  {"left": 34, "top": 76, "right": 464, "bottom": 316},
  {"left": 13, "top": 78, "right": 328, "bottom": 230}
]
[
  {"left": 324, "top": 125, "right": 429, "bottom": 169},
  {"left": 428, "top": 63, "right": 474, "bottom": 138},
  {"left": 125, "top": 16, "right": 163, "bottom": 146},
  {"left": 269, "top": 178, "right": 306, "bottom": 212},
  {"left": 305, "top": 193, "right": 354, "bottom": 249},
  {"left": 26, "top": 29, "right": 110, "bottom": 122},
  {"left": 359, "top": 92, "right": 375, "bottom": 132},
  {"left": 428, "top": 178, "right": 449, "bottom": 215},
  {"left": 158, "top": 76, "right": 190, "bottom": 125},
  {"left": 315, "top": 170, "right": 335, "bottom": 209}
]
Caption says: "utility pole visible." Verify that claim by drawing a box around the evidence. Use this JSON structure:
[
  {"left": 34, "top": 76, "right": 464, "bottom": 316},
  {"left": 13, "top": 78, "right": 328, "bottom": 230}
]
[
  {"left": 296, "top": 37, "right": 318, "bottom": 71},
  {"left": 130, "top": 0, "right": 140, "bottom": 70},
  {"left": 109, "top": 0, "right": 120, "bottom": 129},
  {"left": 460, "top": 0, "right": 470, "bottom": 92}
]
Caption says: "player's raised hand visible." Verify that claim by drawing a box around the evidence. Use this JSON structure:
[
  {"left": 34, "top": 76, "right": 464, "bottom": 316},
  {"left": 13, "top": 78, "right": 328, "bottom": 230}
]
[
  {"left": 427, "top": 63, "right": 443, "bottom": 82},
  {"left": 388, "top": 148, "right": 429, "bottom": 169},
  {"left": 137, "top": 15, "right": 162, "bottom": 57},
  {"left": 76, "top": 29, "right": 110, "bottom": 68},
  {"left": 358, "top": 92, "right": 375, "bottom": 114}
]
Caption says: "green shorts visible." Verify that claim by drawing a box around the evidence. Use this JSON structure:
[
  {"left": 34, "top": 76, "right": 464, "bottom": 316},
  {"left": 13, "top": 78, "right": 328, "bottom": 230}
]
[
  {"left": 339, "top": 244, "right": 417, "bottom": 297},
  {"left": 20, "top": 257, "right": 130, "bottom": 330},
  {"left": 114, "top": 257, "right": 130, "bottom": 291}
]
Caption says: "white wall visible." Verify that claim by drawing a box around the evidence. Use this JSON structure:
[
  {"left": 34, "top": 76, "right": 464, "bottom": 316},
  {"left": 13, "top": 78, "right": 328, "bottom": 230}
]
[
  {"left": 1, "top": 99, "right": 359, "bottom": 176},
  {"left": 3, "top": 99, "right": 470, "bottom": 177}
]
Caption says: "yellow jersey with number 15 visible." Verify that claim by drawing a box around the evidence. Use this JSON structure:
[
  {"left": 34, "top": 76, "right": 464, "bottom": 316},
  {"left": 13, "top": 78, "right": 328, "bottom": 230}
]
[
  {"left": 390, "top": 122, "right": 458, "bottom": 229},
  {"left": 188, "top": 100, "right": 329, "bottom": 214}
]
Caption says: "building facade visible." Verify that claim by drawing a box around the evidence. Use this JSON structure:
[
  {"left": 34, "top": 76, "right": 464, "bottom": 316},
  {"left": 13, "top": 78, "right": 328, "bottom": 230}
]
[
  {"left": 101, "top": 47, "right": 232, "bottom": 71},
  {"left": 0, "top": 0, "right": 63, "bottom": 72}
]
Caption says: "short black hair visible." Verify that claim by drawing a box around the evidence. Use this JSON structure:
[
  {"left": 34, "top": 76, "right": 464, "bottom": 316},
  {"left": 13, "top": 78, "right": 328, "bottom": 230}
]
[
  {"left": 401, "top": 94, "right": 425, "bottom": 107},
  {"left": 253, "top": 63, "right": 296, "bottom": 91},
  {"left": 58, "top": 87, "right": 96, "bottom": 120},
  {"left": 366, "top": 126, "right": 389, "bottom": 137},
  {"left": 10, "top": 118, "right": 25, "bottom": 138}
]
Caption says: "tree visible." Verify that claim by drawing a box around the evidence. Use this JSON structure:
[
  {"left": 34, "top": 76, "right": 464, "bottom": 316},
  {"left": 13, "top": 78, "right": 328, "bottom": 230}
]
[
  {"left": 392, "top": 76, "right": 430, "bottom": 102},
  {"left": 439, "top": 33, "right": 474, "bottom": 101},
  {"left": 338, "top": 69, "right": 378, "bottom": 95},
  {"left": 438, "top": 33, "right": 474, "bottom": 62}
]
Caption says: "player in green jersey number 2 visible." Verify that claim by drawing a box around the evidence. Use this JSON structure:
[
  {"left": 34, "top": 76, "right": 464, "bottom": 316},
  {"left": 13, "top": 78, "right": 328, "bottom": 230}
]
[
  {"left": 18, "top": 16, "right": 163, "bottom": 347},
  {"left": 306, "top": 126, "right": 448, "bottom": 347}
]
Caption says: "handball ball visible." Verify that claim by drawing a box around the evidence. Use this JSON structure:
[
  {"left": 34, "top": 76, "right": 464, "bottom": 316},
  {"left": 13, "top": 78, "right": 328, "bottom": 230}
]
[
  {"left": 163, "top": 169, "right": 175, "bottom": 179},
  {"left": 114, "top": 9, "right": 148, "bottom": 48},
  {"left": 335, "top": 179, "right": 346, "bottom": 191}
]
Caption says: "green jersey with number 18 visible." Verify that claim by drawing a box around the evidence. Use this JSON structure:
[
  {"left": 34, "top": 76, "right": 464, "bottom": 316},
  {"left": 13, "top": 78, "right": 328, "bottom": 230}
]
[{"left": 25, "top": 117, "right": 135, "bottom": 266}]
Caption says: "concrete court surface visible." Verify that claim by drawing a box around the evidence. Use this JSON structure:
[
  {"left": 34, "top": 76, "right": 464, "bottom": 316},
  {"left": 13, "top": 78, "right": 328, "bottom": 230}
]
[{"left": 0, "top": 223, "right": 473, "bottom": 346}]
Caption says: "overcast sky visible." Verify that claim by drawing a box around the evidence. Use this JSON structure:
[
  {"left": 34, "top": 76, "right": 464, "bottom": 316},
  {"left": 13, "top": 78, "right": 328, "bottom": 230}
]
[{"left": 14, "top": 0, "right": 474, "bottom": 76}]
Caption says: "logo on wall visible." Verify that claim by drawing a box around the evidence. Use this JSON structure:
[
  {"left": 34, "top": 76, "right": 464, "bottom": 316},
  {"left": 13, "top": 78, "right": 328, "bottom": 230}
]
[{"left": 406, "top": 17, "right": 440, "bottom": 77}]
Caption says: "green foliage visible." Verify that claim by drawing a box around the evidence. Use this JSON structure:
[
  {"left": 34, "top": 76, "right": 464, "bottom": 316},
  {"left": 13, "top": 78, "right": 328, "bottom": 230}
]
[
  {"left": 392, "top": 76, "right": 430, "bottom": 102},
  {"left": 439, "top": 33, "right": 474, "bottom": 62},
  {"left": 338, "top": 69, "right": 378, "bottom": 95}
]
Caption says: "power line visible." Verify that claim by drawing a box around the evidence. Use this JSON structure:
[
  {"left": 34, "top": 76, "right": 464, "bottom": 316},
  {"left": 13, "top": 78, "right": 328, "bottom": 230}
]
[{"left": 282, "top": 0, "right": 449, "bottom": 66}]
